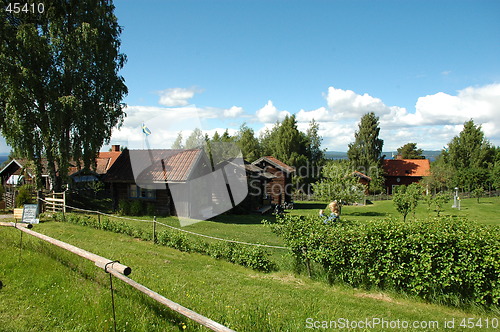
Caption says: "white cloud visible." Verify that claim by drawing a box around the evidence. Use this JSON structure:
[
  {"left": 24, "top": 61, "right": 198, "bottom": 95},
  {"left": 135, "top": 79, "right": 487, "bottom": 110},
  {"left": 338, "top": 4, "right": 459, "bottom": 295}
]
[
  {"left": 325, "top": 87, "right": 395, "bottom": 119},
  {"left": 255, "top": 100, "right": 290, "bottom": 123},
  {"left": 157, "top": 87, "right": 201, "bottom": 107},
  {"left": 108, "top": 84, "right": 500, "bottom": 153},
  {"left": 296, "top": 107, "right": 330, "bottom": 122},
  {"left": 292, "top": 84, "right": 500, "bottom": 151},
  {"left": 223, "top": 106, "right": 244, "bottom": 118}
]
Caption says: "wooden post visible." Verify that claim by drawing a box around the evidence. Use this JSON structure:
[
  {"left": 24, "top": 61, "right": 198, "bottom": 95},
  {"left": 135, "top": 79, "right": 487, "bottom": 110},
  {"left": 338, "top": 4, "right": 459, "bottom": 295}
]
[
  {"left": 63, "top": 191, "right": 66, "bottom": 214},
  {"left": 153, "top": 216, "right": 157, "bottom": 244}
]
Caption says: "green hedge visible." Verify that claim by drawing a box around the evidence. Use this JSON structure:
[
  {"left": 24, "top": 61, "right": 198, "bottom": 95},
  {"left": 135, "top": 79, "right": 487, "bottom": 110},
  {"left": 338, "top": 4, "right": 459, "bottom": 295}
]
[
  {"left": 266, "top": 214, "right": 500, "bottom": 306},
  {"left": 53, "top": 213, "right": 275, "bottom": 272}
]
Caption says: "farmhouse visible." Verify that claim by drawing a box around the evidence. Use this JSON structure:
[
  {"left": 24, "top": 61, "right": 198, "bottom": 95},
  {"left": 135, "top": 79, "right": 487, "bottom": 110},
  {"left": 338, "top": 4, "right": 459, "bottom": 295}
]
[
  {"left": 383, "top": 158, "right": 430, "bottom": 194},
  {"left": 252, "top": 156, "right": 295, "bottom": 206},
  {"left": 0, "top": 159, "right": 51, "bottom": 189},
  {"left": 103, "top": 148, "right": 214, "bottom": 217},
  {"left": 0, "top": 145, "right": 123, "bottom": 191},
  {"left": 70, "top": 145, "right": 122, "bottom": 187}
]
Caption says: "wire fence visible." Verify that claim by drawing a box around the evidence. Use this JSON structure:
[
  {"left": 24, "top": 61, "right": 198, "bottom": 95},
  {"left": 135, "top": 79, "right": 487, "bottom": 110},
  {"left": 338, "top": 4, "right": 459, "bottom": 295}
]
[{"left": 38, "top": 198, "right": 289, "bottom": 250}]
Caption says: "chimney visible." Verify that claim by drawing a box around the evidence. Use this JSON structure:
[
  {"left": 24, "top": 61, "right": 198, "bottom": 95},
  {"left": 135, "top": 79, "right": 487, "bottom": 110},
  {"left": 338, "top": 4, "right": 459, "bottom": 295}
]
[{"left": 111, "top": 145, "right": 120, "bottom": 152}]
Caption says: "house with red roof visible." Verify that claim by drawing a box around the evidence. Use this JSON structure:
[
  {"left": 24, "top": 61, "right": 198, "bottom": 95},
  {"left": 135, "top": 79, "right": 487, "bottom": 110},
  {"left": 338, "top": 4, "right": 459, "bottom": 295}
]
[
  {"left": 383, "top": 158, "right": 431, "bottom": 194},
  {"left": 0, "top": 145, "right": 123, "bottom": 191}
]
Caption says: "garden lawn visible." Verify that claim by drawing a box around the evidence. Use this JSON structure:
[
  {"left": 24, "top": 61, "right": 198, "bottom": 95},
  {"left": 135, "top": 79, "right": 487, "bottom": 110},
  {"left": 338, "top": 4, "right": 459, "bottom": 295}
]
[
  {"left": 1, "top": 222, "right": 498, "bottom": 331},
  {"left": 291, "top": 196, "right": 500, "bottom": 226}
]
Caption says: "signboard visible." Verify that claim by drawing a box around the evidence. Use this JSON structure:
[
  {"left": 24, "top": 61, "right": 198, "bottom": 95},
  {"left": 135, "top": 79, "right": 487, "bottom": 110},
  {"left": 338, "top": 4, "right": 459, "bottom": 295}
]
[{"left": 22, "top": 204, "right": 39, "bottom": 224}]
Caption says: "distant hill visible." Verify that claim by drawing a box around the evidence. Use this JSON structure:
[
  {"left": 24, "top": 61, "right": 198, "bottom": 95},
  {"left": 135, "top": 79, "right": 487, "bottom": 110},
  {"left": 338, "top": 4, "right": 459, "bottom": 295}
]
[{"left": 325, "top": 150, "right": 442, "bottom": 161}]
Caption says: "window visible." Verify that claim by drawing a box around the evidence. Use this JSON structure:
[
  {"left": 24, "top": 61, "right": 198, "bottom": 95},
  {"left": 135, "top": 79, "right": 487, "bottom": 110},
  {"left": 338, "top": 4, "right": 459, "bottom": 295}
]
[{"left": 129, "top": 184, "right": 156, "bottom": 199}]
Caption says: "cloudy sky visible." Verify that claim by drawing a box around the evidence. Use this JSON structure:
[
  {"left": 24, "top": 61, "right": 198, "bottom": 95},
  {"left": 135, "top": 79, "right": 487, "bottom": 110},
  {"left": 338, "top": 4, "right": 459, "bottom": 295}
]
[{"left": 2, "top": 0, "right": 499, "bottom": 153}]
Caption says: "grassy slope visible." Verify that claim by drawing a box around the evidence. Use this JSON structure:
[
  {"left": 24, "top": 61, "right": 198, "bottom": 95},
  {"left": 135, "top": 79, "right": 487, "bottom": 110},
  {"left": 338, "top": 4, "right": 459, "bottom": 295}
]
[{"left": 1, "top": 223, "right": 497, "bottom": 332}]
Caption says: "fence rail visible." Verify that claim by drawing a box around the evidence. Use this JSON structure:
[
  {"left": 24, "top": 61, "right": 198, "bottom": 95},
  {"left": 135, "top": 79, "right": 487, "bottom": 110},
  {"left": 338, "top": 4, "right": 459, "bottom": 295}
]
[
  {"left": 0, "top": 222, "right": 234, "bottom": 332},
  {"left": 43, "top": 192, "right": 66, "bottom": 213}
]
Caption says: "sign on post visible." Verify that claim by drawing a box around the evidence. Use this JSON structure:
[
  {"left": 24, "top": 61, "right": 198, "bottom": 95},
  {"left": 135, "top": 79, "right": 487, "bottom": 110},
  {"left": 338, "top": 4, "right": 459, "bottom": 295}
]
[{"left": 22, "top": 204, "right": 39, "bottom": 224}]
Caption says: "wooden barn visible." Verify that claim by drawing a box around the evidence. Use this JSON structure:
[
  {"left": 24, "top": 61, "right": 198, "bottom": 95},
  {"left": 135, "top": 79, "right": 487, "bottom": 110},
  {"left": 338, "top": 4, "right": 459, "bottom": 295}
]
[
  {"left": 252, "top": 156, "right": 295, "bottom": 206},
  {"left": 383, "top": 158, "right": 430, "bottom": 194},
  {"left": 103, "top": 148, "right": 213, "bottom": 217}
]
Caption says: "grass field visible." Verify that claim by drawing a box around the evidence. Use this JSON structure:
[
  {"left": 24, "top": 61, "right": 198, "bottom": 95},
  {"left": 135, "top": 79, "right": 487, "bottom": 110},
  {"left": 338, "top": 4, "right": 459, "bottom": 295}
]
[
  {"left": 1, "top": 223, "right": 499, "bottom": 331},
  {"left": 0, "top": 196, "right": 498, "bottom": 330}
]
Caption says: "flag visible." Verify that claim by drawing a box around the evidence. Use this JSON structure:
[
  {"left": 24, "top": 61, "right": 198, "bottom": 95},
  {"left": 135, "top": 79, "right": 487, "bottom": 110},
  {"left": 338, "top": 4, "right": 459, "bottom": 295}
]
[{"left": 142, "top": 123, "right": 151, "bottom": 136}]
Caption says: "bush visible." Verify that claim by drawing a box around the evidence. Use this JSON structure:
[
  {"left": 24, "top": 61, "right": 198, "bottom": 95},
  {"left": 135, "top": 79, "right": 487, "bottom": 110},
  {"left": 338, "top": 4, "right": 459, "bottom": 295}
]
[
  {"left": 129, "top": 200, "right": 143, "bottom": 216},
  {"left": 267, "top": 214, "right": 500, "bottom": 306},
  {"left": 118, "top": 200, "right": 130, "bottom": 216},
  {"left": 55, "top": 212, "right": 276, "bottom": 272},
  {"left": 15, "top": 184, "right": 34, "bottom": 207}
]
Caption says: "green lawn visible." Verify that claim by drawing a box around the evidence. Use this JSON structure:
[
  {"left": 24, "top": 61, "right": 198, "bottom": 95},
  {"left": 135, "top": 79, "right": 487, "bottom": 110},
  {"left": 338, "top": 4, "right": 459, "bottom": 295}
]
[
  {"left": 1, "top": 196, "right": 498, "bottom": 330},
  {"left": 290, "top": 196, "right": 500, "bottom": 226},
  {"left": 1, "top": 223, "right": 498, "bottom": 331}
]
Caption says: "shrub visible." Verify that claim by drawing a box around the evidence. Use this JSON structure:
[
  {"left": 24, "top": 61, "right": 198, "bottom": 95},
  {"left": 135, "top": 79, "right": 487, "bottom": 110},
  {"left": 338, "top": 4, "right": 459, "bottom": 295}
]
[
  {"left": 15, "top": 184, "right": 34, "bottom": 207},
  {"left": 146, "top": 203, "right": 156, "bottom": 216},
  {"left": 55, "top": 212, "right": 276, "bottom": 272},
  {"left": 118, "top": 200, "right": 130, "bottom": 216},
  {"left": 129, "top": 200, "right": 143, "bottom": 216},
  {"left": 267, "top": 214, "right": 500, "bottom": 306}
]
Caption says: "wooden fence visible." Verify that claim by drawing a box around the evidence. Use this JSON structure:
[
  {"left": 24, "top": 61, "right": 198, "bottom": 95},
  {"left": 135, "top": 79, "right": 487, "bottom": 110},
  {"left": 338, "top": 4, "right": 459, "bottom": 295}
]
[
  {"left": 43, "top": 192, "right": 66, "bottom": 213},
  {"left": 0, "top": 222, "right": 234, "bottom": 332}
]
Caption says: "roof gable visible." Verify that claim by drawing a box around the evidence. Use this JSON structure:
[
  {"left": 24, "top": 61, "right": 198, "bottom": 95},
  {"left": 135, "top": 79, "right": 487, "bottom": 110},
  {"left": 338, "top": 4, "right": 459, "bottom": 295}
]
[
  {"left": 383, "top": 159, "right": 431, "bottom": 177},
  {"left": 252, "top": 156, "right": 295, "bottom": 174}
]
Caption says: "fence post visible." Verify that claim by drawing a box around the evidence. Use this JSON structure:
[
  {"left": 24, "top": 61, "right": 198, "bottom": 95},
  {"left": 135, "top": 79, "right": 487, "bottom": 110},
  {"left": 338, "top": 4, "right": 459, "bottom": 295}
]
[
  {"left": 63, "top": 191, "right": 66, "bottom": 214},
  {"left": 153, "top": 216, "right": 157, "bottom": 244}
]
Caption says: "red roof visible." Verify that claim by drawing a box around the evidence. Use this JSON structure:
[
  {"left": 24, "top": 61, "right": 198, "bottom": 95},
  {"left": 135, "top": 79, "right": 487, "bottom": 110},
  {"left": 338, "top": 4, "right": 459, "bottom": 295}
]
[
  {"left": 383, "top": 159, "right": 430, "bottom": 177},
  {"left": 252, "top": 156, "right": 295, "bottom": 173},
  {"left": 95, "top": 151, "right": 122, "bottom": 175}
]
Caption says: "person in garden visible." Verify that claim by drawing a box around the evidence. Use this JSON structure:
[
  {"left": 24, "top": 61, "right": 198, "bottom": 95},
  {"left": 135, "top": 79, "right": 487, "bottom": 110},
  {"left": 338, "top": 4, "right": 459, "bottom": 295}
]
[{"left": 319, "top": 201, "right": 341, "bottom": 223}]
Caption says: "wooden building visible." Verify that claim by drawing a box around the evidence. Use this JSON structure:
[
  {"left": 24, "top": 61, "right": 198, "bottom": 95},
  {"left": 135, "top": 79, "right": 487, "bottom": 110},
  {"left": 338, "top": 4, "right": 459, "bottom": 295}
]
[
  {"left": 103, "top": 148, "right": 212, "bottom": 217},
  {"left": 383, "top": 159, "right": 430, "bottom": 194},
  {"left": 252, "top": 156, "right": 295, "bottom": 205}
]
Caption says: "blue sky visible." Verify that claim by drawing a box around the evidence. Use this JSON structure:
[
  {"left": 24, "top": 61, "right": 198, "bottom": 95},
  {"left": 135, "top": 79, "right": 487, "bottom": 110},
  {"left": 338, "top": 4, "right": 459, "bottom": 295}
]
[{"left": 2, "top": 0, "right": 500, "bottom": 153}]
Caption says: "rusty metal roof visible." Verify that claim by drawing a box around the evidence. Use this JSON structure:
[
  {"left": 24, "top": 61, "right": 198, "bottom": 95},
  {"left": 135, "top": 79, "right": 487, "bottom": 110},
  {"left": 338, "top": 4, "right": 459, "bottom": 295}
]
[{"left": 105, "top": 149, "right": 207, "bottom": 183}]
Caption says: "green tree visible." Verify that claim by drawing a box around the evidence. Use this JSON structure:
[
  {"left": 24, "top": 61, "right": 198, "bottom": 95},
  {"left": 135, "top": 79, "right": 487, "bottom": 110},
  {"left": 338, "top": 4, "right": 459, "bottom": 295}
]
[
  {"left": 422, "top": 154, "right": 454, "bottom": 194},
  {"left": 393, "top": 183, "right": 422, "bottom": 222},
  {"left": 490, "top": 147, "right": 500, "bottom": 190},
  {"left": 430, "top": 192, "right": 450, "bottom": 217},
  {"left": 305, "top": 119, "right": 325, "bottom": 165},
  {"left": 235, "top": 123, "right": 260, "bottom": 162},
  {"left": 397, "top": 143, "right": 425, "bottom": 159},
  {"left": 185, "top": 128, "right": 205, "bottom": 149},
  {"left": 0, "top": 0, "right": 127, "bottom": 191},
  {"left": 260, "top": 115, "right": 308, "bottom": 169},
  {"left": 471, "top": 187, "right": 484, "bottom": 203},
  {"left": 347, "top": 112, "right": 384, "bottom": 193},
  {"left": 312, "top": 160, "right": 364, "bottom": 203},
  {"left": 446, "top": 120, "right": 494, "bottom": 170},
  {"left": 171, "top": 131, "right": 184, "bottom": 149}
]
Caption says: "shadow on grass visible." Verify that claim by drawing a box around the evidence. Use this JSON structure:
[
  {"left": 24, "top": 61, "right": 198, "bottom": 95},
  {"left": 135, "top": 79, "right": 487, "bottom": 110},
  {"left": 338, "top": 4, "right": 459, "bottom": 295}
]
[
  {"left": 293, "top": 203, "right": 326, "bottom": 210},
  {"left": 211, "top": 214, "right": 275, "bottom": 225},
  {"left": 347, "top": 211, "right": 387, "bottom": 217}
]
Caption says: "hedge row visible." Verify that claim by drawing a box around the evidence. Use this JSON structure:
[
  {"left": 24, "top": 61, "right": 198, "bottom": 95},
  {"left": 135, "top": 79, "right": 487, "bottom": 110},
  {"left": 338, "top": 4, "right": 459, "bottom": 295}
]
[
  {"left": 53, "top": 213, "right": 275, "bottom": 272},
  {"left": 266, "top": 215, "right": 500, "bottom": 306}
]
